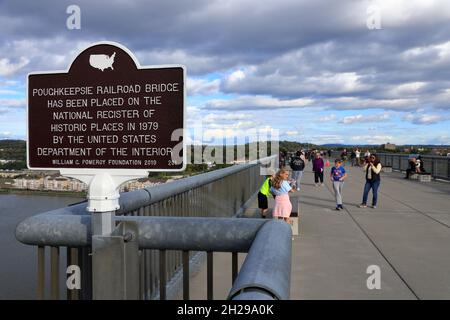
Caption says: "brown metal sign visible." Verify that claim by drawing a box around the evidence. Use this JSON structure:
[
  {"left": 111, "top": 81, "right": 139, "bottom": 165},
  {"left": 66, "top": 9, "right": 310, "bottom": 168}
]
[{"left": 27, "top": 42, "right": 185, "bottom": 171}]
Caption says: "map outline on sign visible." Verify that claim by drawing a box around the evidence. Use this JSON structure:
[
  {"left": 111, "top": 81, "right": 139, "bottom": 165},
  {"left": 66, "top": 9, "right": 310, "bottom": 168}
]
[
  {"left": 89, "top": 52, "right": 116, "bottom": 71},
  {"left": 26, "top": 41, "right": 187, "bottom": 173}
]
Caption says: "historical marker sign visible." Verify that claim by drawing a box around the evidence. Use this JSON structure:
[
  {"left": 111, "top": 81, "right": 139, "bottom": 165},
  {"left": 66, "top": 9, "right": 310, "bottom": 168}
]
[{"left": 27, "top": 42, "right": 185, "bottom": 171}]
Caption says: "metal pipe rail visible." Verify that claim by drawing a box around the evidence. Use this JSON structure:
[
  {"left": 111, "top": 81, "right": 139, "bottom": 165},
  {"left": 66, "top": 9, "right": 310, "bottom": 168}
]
[
  {"left": 15, "top": 156, "right": 278, "bottom": 300},
  {"left": 16, "top": 216, "right": 267, "bottom": 252}
]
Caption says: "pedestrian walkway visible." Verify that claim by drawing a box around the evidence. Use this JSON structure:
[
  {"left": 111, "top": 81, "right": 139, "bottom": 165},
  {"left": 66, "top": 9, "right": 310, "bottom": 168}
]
[{"left": 181, "top": 162, "right": 450, "bottom": 300}]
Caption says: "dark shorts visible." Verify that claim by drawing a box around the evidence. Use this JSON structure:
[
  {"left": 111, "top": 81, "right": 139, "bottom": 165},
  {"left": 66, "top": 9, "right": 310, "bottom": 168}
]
[{"left": 258, "top": 192, "right": 268, "bottom": 209}]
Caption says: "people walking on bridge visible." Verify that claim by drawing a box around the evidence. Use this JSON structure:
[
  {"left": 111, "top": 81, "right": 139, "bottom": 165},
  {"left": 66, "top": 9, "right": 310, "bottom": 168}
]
[
  {"left": 340, "top": 149, "right": 348, "bottom": 166},
  {"left": 289, "top": 150, "right": 306, "bottom": 191},
  {"left": 359, "top": 154, "right": 382, "bottom": 209},
  {"left": 350, "top": 150, "right": 356, "bottom": 166},
  {"left": 330, "top": 159, "right": 347, "bottom": 211},
  {"left": 312, "top": 152, "right": 324, "bottom": 187},
  {"left": 270, "top": 168, "right": 295, "bottom": 222},
  {"left": 355, "top": 148, "right": 361, "bottom": 166},
  {"left": 257, "top": 168, "right": 276, "bottom": 218}
]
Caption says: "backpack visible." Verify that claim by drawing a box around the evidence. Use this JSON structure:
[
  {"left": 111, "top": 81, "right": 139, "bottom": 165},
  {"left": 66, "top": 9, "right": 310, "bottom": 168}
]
[{"left": 290, "top": 157, "right": 305, "bottom": 171}]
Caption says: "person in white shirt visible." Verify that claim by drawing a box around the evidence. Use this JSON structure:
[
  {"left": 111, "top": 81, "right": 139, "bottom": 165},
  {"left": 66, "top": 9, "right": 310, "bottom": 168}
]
[{"left": 355, "top": 149, "right": 361, "bottom": 166}]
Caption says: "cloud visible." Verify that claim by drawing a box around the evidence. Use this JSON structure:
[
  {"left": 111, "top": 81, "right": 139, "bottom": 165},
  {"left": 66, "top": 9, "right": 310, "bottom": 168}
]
[
  {"left": 206, "top": 95, "right": 314, "bottom": 110},
  {"left": 403, "top": 113, "right": 444, "bottom": 125},
  {"left": 187, "top": 78, "right": 220, "bottom": 95},
  {"left": 202, "top": 113, "right": 253, "bottom": 123},
  {"left": 285, "top": 130, "right": 299, "bottom": 136},
  {"left": 340, "top": 113, "right": 390, "bottom": 124},
  {"left": 309, "top": 134, "right": 345, "bottom": 145},
  {"left": 350, "top": 135, "right": 394, "bottom": 144},
  {"left": 1, "top": 1, "right": 450, "bottom": 143},
  {"left": 0, "top": 57, "right": 29, "bottom": 76},
  {"left": 0, "top": 108, "right": 10, "bottom": 115},
  {"left": 319, "top": 114, "right": 337, "bottom": 122},
  {"left": 0, "top": 98, "right": 26, "bottom": 109}
]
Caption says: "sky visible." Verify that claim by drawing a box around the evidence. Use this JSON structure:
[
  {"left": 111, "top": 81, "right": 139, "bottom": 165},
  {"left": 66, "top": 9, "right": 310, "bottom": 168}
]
[{"left": 1, "top": 0, "right": 450, "bottom": 145}]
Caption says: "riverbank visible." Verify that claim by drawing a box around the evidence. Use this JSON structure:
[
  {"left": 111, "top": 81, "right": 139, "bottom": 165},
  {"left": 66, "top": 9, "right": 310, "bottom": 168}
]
[{"left": 0, "top": 188, "right": 85, "bottom": 197}]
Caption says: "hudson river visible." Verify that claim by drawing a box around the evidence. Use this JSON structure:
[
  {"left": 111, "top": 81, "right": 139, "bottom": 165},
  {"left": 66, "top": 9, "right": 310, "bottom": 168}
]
[{"left": 0, "top": 193, "right": 82, "bottom": 299}]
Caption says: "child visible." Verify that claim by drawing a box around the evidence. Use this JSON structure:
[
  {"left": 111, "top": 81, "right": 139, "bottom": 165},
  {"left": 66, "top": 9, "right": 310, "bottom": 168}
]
[
  {"left": 270, "top": 168, "right": 295, "bottom": 222},
  {"left": 330, "top": 159, "right": 347, "bottom": 211},
  {"left": 257, "top": 168, "right": 276, "bottom": 218}
]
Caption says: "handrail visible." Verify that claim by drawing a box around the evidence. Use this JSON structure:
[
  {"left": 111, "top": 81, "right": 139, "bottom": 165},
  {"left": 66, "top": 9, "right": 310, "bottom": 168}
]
[{"left": 16, "top": 216, "right": 268, "bottom": 250}]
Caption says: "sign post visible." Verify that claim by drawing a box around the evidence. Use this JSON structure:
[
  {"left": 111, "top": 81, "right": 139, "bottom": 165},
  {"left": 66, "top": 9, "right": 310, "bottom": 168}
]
[{"left": 27, "top": 41, "right": 186, "bottom": 298}]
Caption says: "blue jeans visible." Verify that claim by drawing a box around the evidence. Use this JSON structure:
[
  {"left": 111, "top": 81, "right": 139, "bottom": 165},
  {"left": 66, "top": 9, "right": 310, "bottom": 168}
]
[
  {"left": 291, "top": 170, "right": 303, "bottom": 188},
  {"left": 362, "top": 180, "right": 380, "bottom": 206}
]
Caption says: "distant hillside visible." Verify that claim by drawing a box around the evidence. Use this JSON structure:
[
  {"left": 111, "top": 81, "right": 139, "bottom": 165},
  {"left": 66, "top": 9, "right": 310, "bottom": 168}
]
[{"left": 0, "top": 140, "right": 26, "bottom": 160}]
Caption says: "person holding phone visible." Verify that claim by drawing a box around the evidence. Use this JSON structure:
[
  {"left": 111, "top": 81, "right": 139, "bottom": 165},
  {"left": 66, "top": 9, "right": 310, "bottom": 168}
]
[{"left": 359, "top": 154, "right": 382, "bottom": 209}]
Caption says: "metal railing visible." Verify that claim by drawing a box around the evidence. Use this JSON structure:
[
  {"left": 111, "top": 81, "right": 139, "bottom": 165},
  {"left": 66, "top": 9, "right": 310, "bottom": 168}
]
[
  {"left": 378, "top": 153, "right": 450, "bottom": 180},
  {"left": 15, "top": 157, "right": 290, "bottom": 300}
]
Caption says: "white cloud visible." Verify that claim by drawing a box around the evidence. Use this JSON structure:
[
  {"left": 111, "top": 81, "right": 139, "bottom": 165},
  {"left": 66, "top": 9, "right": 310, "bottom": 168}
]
[
  {"left": 309, "top": 134, "right": 345, "bottom": 145},
  {"left": 403, "top": 113, "right": 443, "bottom": 125},
  {"left": 0, "top": 57, "right": 30, "bottom": 76},
  {"left": 187, "top": 78, "right": 220, "bottom": 95},
  {"left": 319, "top": 114, "right": 337, "bottom": 122},
  {"left": 350, "top": 135, "right": 393, "bottom": 145},
  {"left": 226, "top": 70, "right": 246, "bottom": 84},
  {"left": 0, "top": 98, "right": 26, "bottom": 109},
  {"left": 326, "top": 97, "right": 419, "bottom": 111},
  {"left": 202, "top": 113, "right": 253, "bottom": 123},
  {"left": 340, "top": 113, "right": 390, "bottom": 124},
  {"left": 206, "top": 95, "right": 314, "bottom": 110}
]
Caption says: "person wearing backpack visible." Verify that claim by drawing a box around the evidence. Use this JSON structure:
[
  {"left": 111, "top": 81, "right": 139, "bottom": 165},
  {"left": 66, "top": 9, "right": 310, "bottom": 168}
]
[{"left": 289, "top": 150, "right": 306, "bottom": 191}]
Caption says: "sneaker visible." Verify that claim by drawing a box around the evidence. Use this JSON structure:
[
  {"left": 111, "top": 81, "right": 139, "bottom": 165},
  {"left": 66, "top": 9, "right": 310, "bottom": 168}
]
[
  {"left": 297, "top": 188, "right": 300, "bottom": 191},
  {"left": 314, "top": 183, "right": 318, "bottom": 187},
  {"left": 339, "top": 204, "right": 344, "bottom": 210},
  {"left": 371, "top": 205, "right": 377, "bottom": 209},
  {"left": 320, "top": 183, "right": 324, "bottom": 187},
  {"left": 358, "top": 204, "right": 367, "bottom": 208},
  {"left": 335, "top": 206, "right": 341, "bottom": 211}
]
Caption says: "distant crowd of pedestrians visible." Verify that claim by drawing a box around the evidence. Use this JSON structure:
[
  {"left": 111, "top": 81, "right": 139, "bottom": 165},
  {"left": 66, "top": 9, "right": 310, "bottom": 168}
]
[
  {"left": 261, "top": 148, "right": 434, "bottom": 236},
  {"left": 260, "top": 149, "right": 388, "bottom": 227}
]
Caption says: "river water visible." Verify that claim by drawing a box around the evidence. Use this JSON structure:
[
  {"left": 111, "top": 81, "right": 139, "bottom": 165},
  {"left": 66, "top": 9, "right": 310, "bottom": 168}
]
[{"left": 0, "top": 193, "right": 83, "bottom": 299}]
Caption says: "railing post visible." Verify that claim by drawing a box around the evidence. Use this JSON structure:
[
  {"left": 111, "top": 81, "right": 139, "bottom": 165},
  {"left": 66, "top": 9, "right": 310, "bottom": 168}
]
[
  {"left": 50, "top": 246, "right": 60, "bottom": 300},
  {"left": 232, "top": 252, "right": 238, "bottom": 284},
  {"left": 92, "top": 220, "right": 140, "bottom": 300},
  {"left": 182, "top": 250, "right": 189, "bottom": 300},
  {"left": 207, "top": 251, "right": 213, "bottom": 300},
  {"left": 37, "top": 246, "right": 45, "bottom": 300},
  {"left": 159, "top": 250, "right": 166, "bottom": 300}
]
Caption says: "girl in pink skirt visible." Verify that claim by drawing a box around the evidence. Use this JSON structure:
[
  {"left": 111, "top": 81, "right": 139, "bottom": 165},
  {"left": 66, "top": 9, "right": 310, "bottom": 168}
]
[{"left": 270, "top": 168, "right": 295, "bottom": 222}]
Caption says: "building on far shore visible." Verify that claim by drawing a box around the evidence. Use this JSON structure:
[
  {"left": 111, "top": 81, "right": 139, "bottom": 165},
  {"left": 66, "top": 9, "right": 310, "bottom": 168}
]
[{"left": 381, "top": 142, "right": 396, "bottom": 151}]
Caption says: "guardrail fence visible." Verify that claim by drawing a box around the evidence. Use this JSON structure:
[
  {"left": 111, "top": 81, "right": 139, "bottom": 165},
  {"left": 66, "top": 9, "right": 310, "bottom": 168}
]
[{"left": 378, "top": 153, "right": 450, "bottom": 180}]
